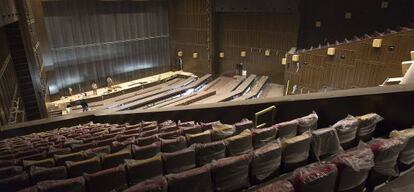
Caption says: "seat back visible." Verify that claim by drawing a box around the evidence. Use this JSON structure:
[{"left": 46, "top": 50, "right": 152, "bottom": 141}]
[
  {"left": 296, "top": 112, "right": 318, "bottom": 134},
  {"left": 166, "top": 164, "right": 213, "bottom": 192},
  {"left": 162, "top": 148, "right": 196, "bottom": 174},
  {"left": 124, "top": 176, "right": 167, "bottom": 192},
  {"left": 311, "top": 127, "right": 341, "bottom": 159},
  {"left": 252, "top": 126, "right": 278, "bottom": 149},
  {"left": 194, "top": 141, "right": 226, "bottom": 166},
  {"left": 291, "top": 162, "right": 337, "bottom": 192},
  {"left": 0, "top": 172, "right": 30, "bottom": 192},
  {"left": 274, "top": 120, "right": 298, "bottom": 139},
  {"left": 160, "top": 136, "right": 187, "bottom": 153},
  {"left": 211, "top": 153, "right": 253, "bottom": 192},
  {"left": 54, "top": 151, "right": 85, "bottom": 166},
  {"left": 132, "top": 142, "right": 161, "bottom": 160},
  {"left": 37, "top": 176, "right": 85, "bottom": 192},
  {"left": 84, "top": 165, "right": 128, "bottom": 192},
  {"left": 186, "top": 130, "right": 212, "bottom": 146},
  {"left": 224, "top": 129, "right": 253, "bottom": 156},
  {"left": 251, "top": 141, "right": 282, "bottom": 182},
  {"left": 125, "top": 155, "right": 163, "bottom": 186},
  {"left": 30, "top": 166, "right": 68, "bottom": 184},
  {"left": 256, "top": 180, "right": 294, "bottom": 192},
  {"left": 101, "top": 148, "right": 132, "bottom": 169},
  {"left": 66, "top": 156, "right": 102, "bottom": 177}
]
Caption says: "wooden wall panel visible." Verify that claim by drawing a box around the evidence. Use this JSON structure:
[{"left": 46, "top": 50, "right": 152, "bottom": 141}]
[
  {"left": 0, "top": 27, "right": 19, "bottom": 126},
  {"left": 42, "top": 0, "right": 171, "bottom": 96},
  {"left": 217, "top": 11, "right": 300, "bottom": 83},
  {"left": 298, "top": 0, "right": 414, "bottom": 49},
  {"left": 285, "top": 29, "right": 414, "bottom": 94},
  {"left": 170, "top": 0, "right": 213, "bottom": 75}
]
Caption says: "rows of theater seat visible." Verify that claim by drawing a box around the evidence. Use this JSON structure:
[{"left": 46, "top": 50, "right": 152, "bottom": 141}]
[{"left": 1, "top": 112, "right": 414, "bottom": 192}]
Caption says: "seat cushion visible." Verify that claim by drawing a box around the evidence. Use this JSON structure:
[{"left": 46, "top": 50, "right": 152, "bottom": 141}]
[
  {"left": 186, "top": 130, "right": 212, "bottom": 146},
  {"left": 84, "top": 165, "right": 128, "bottom": 192},
  {"left": 162, "top": 148, "right": 196, "bottom": 174},
  {"left": 224, "top": 129, "right": 253, "bottom": 156},
  {"left": 211, "top": 153, "right": 253, "bottom": 192},
  {"left": 194, "top": 141, "right": 226, "bottom": 166},
  {"left": 251, "top": 141, "right": 282, "bottom": 181},
  {"left": 252, "top": 126, "right": 278, "bottom": 149},
  {"left": 30, "top": 166, "right": 68, "bottom": 184},
  {"left": 273, "top": 119, "right": 298, "bottom": 139},
  {"left": 37, "top": 176, "right": 85, "bottom": 192},
  {"left": 291, "top": 162, "right": 337, "bottom": 192},
  {"left": 125, "top": 155, "right": 163, "bottom": 186},
  {"left": 160, "top": 136, "right": 187, "bottom": 153},
  {"left": 124, "top": 176, "right": 168, "bottom": 192},
  {"left": 166, "top": 165, "right": 213, "bottom": 192},
  {"left": 101, "top": 149, "right": 132, "bottom": 169},
  {"left": 66, "top": 156, "right": 102, "bottom": 177},
  {"left": 132, "top": 142, "right": 161, "bottom": 160}
]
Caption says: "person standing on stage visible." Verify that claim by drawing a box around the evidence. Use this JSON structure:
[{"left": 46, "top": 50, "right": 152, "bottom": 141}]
[
  {"left": 91, "top": 82, "right": 98, "bottom": 95},
  {"left": 107, "top": 77, "right": 113, "bottom": 89}
]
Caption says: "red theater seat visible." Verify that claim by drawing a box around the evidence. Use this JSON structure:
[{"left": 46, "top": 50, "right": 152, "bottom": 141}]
[
  {"left": 251, "top": 141, "right": 282, "bottom": 182},
  {"left": 274, "top": 119, "right": 298, "bottom": 139},
  {"left": 66, "top": 156, "right": 102, "bottom": 177},
  {"left": 0, "top": 166, "right": 23, "bottom": 179},
  {"left": 162, "top": 148, "right": 196, "bottom": 174},
  {"left": 132, "top": 142, "right": 161, "bottom": 160},
  {"left": 30, "top": 166, "right": 68, "bottom": 184},
  {"left": 84, "top": 165, "right": 128, "bottom": 192},
  {"left": 166, "top": 164, "right": 213, "bottom": 192},
  {"left": 224, "top": 129, "right": 253, "bottom": 156},
  {"left": 186, "top": 130, "right": 212, "bottom": 146},
  {"left": 101, "top": 148, "right": 132, "bottom": 169},
  {"left": 296, "top": 112, "right": 318, "bottom": 134},
  {"left": 37, "top": 176, "right": 85, "bottom": 192},
  {"left": 54, "top": 151, "right": 85, "bottom": 166},
  {"left": 161, "top": 136, "right": 187, "bottom": 153},
  {"left": 124, "top": 176, "right": 168, "bottom": 192},
  {"left": 125, "top": 155, "right": 163, "bottom": 186},
  {"left": 252, "top": 126, "right": 278, "bottom": 149},
  {"left": 234, "top": 119, "right": 253, "bottom": 134},
  {"left": 136, "top": 135, "right": 159, "bottom": 146},
  {"left": 291, "top": 162, "right": 338, "bottom": 192},
  {"left": 256, "top": 180, "right": 295, "bottom": 192},
  {"left": 0, "top": 172, "right": 30, "bottom": 191},
  {"left": 194, "top": 141, "right": 226, "bottom": 166}
]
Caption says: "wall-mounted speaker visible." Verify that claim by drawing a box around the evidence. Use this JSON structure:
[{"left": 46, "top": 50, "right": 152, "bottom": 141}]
[
  {"left": 178, "top": 51, "right": 183, "bottom": 57},
  {"left": 327, "top": 48, "right": 336, "bottom": 56},
  {"left": 372, "top": 39, "right": 382, "bottom": 48},
  {"left": 241, "top": 51, "right": 247, "bottom": 57}
]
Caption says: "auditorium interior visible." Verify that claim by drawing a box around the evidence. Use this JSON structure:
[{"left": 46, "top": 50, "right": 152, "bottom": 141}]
[{"left": 0, "top": 0, "right": 414, "bottom": 191}]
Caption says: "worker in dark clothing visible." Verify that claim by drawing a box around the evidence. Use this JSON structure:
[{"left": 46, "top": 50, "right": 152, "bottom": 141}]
[{"left": 80, "top": 100, "right": 89, "bottom": 112}]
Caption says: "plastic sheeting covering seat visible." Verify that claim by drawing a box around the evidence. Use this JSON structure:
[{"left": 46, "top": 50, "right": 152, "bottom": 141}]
[
  {"left": 210, "top": 123, "right": 236, "bottom": 141},
  {"left": 369, "top": 137, "right": 407, "bottom": 177},
  {"left": 136, "top": 135, "right": 159, "bottom": 146},
  {"left": 84, "top": 165, "right": 128, "bottom": 192},
  {"left": 37, "top": 176, "right": 85, "bottom": 192},
  {"left": 166, "top": 164, "right": 213, "bottom": 192},
  {"left": 296, "top": 112, "right": 318, "bottom": 134},
  {"left": 162, "top": 147, "right": 196, "bottom": 174},
  {"left": 390, "top": 128, "right": 414, "bottom": 165},
  {"left": 211, "top": 153, "right": 253, "bottom": 192},
  {"left": 23, "top": 158, "right": 55, "bottom": 170},
  {"left": 132, "top": 142, "right": 161, "bottom": 160},
  {"left": 251, "top": 141, "right": 282, "bottom": 182},
  {"left": 332, "top": 115, "right": 359, "bottom": 149},
  {"left": 125, "top": 155, "right": 163, "bottom": 186},
  {"left": 66, "top": 156, "right": 102, "bottom": 177},
  {"left": 252, "top": 126, "right": 278, "bottom": 149},
  {"left": 123, "top": 176, "right": 168, "bottom": 192},
  {"left": 0, "top": 166, "right": 23, "bottom": 179},
  {"left": 291, "top": 162, "right": 338, "bottom": 192},
  {"left": 281, "top": 132, "right": 311, "bottom": 169},
  {"left": 311, "top": 127, "right": 341, "bottom": 159},
  {"left": 274, "top": 119, "right": 298, "bottom": 139},
  {"left": 186, "top": 130, "right": 212, "bottom": 146},
  {"left": 355, "top": 113, "right": 383, "bottom": 142},
  {"left": 30, "top": 166, "right": 68, "bottom": 184},
  {"left": 193, "top": 141, "right": 226, "bottom": 166},
  {"left": 255, "top": 180, "right": 295, "bottom": 192},
  {"left": 160, "top": 136, "right": 187, "bottom": 153},
  {"left": 331, "top": 146, "right": 375, "bottom": 192},
  {"left": 224, "top": 129, "right": 253, "bottom": 156}
]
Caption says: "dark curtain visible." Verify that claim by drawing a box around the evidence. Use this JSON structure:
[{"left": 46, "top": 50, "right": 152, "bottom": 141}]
[{"left": 43, "top": 0, "right": 170, "bottom": 96}]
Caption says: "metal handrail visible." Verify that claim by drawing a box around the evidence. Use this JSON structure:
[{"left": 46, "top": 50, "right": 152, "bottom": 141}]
[{"left": 254, "top": 105, "right": 277, "bottom": 128}]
